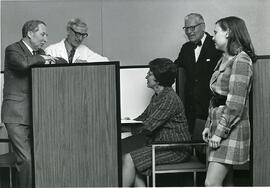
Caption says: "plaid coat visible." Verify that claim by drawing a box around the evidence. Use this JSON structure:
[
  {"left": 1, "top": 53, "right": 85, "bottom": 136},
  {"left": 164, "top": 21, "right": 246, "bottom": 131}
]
[{"left": 205, "top": 51, "right": 252, "bottom": 164}]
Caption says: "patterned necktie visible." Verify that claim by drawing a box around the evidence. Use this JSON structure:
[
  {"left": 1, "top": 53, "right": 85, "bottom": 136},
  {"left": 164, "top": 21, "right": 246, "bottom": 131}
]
[
  {"left": 68, "top": 48, "right": 75, "bottom": 64},
  {"left": 33, "top": 50, "right": 39, "bottom": 55}
]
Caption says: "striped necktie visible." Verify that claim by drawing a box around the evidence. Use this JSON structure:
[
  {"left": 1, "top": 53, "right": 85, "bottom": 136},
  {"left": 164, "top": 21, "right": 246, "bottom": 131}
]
[{"left": 68, "top": 48, "right": 75, "bottom": 64}]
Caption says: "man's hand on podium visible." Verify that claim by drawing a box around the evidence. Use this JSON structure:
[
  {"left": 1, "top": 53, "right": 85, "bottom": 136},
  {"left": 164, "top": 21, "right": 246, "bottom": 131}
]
[{"left": 41, "top": 55, "right": 59, "bottom": 64}]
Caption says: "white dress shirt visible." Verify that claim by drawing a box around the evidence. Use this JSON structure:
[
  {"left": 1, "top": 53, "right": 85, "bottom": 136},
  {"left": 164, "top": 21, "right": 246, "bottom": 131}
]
[{"left": 194, "top": 33, "right": 206, "bottom": 62}]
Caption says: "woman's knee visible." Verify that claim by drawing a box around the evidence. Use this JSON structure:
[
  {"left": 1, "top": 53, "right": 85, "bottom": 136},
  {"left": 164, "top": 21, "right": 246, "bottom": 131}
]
[
  {"left": 205, "top": 162, "right": 230, "bottom": 186},
  {"left": 122, "top": 153, "right": 135, "bottom": 169},
  {"left": 205, "top": 177, "right": 217, "bottom": 187}
]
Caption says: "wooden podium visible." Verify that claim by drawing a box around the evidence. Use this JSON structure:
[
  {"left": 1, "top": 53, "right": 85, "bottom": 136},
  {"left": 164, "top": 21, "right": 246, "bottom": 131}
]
[
  {"left": 252, "top": 56, "right": 270, "bottom": 186},
  {"left": 31, "top": 62, "right": 121, "bottom": 187}
]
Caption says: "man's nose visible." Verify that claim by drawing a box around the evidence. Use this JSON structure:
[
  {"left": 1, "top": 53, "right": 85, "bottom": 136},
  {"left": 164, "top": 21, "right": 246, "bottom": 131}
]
[
  {"left": 186, "top": 28, "right": 194, "bottom": 33},
  {"left": 43, "top": 36, "right": 48, "bottom": 43}
]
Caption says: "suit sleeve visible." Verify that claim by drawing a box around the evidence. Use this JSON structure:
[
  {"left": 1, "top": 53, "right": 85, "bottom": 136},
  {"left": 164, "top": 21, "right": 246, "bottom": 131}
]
[
  {"left": 174, "top": 46, "right": 185, "bottom": 68},
  {"left": 214, "top": 53, "right": 253, "bottom": 138},
  {"left": 5, "top": 45, "right": 45, "bottom": 72}
]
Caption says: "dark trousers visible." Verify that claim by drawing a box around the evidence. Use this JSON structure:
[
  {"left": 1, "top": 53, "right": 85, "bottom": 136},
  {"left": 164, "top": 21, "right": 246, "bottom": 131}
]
[
  {"left": 5, "top": 123, "right": 32, "bottom": 188},
  {"left": 192, "top": 119, "right": 207, "bottom": 163}
]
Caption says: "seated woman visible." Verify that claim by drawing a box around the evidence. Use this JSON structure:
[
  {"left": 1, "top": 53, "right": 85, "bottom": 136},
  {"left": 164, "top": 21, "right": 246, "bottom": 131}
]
[{"left": 122, "top": 58, "right": 191, "bottom": 187}]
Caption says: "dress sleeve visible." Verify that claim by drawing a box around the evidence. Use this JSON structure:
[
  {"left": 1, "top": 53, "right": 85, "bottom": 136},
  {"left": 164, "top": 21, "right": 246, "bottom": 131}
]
[
  {"left": 214, "top": 53, "right": 253, "bottom": 138},
  {"left": 141, "top": 93, "right": 177, "bottom": 133},
  {"left": 134, "top": 105, "right": 150, "bottom": 121}
]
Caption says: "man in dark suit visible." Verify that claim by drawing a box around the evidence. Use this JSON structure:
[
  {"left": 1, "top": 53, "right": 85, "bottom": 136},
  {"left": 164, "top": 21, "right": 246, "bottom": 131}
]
[
  {"left": 1, "top": 20, "right": 58, "bottom": 188},
  {"left": 174, "top": 13, "right": 222, "bottom": 160}
]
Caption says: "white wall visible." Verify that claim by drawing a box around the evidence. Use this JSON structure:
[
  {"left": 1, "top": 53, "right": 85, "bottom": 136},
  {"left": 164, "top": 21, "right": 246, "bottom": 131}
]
[
  {"left": 103, "top": 0, "right": 270, "bottom": 65},
  {"left": 120, "top": 68, "right": 153, "bottom": 119},
  {"left": 1, "top": 0, "right": 270, "bottom": 69}
]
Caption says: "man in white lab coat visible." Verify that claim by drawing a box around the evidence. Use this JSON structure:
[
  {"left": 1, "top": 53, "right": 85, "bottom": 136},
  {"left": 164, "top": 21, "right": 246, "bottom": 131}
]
[{"left": 45, "top": 18, "right": 108, "bottom": 63}]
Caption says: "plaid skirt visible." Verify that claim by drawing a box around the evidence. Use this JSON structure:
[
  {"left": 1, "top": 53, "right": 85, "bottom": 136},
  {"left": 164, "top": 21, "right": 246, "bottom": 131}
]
[
  {"left": 130, "top": 145, "right": 190, "bottom": 176},
  {"left": 208, "top": 106, "right": 250, "bottom": 164}
]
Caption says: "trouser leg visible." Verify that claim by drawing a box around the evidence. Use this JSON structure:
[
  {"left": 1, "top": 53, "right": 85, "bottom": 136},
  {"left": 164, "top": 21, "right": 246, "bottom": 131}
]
[{"left": 5, "top": 123, "right": 32, "bottom": 188}]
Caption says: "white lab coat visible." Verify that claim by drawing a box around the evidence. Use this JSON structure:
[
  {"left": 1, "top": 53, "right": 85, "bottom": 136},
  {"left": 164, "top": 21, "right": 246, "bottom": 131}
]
[{"left": 45, "top": 39, "right": 109, "bottom": 63}]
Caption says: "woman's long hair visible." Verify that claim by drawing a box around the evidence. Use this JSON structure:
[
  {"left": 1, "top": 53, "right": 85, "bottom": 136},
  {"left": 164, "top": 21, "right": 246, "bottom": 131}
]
[{"left": 216, "top": 16, "right": 256, "bottom": 62}]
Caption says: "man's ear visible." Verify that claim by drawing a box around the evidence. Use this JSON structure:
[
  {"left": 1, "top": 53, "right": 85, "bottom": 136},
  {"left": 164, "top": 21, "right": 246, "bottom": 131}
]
[
  {"left": 66, "top": 28, "right": 72, "bottom": 37},
  {"left": 27, "top": 31, "right": 33, "bottom": 39}
]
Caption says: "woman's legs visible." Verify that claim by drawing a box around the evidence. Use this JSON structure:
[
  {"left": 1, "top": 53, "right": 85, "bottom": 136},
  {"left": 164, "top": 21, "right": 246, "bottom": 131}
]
[
  {"left": 205, "top": 162, "right": 232, "bottom": 186},
  {"left": 134, "top": 173, "right": 146, "bottom": 187},
  {"left": 122, "top": 153, "right": 136, "bottom": 187}
]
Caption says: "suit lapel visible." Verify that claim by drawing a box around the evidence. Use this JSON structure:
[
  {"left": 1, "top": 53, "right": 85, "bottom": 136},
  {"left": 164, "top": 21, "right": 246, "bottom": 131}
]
[
  {"left": 210, "top": 55, "right": 237, "bottom": 86},
  {"left": 18, "top": 40, "right": 45, "bottom": 55},
  {"left": 61, "top": 40, "right": 69, "bottom": 62},
  {"left": 187, "top": 43, "right": 196, "bottom": 64},
  {"left": 197, "top": 33, "right": 211, "bottom": 63},
  {"left": 18, "top": 40, "right": 33, "bottom": 56},
  {"left": 210, "top": 58, "right": 223, "bottom": 85}
]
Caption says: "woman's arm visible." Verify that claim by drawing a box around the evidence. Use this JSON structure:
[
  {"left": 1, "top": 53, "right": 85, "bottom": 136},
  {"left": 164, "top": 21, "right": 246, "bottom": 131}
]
[
  {"left": 134, "top": 105, "right": 150, "bottom": 121},
  {"left": 140, "top": 93, "right": 177, "bottom": 133}
]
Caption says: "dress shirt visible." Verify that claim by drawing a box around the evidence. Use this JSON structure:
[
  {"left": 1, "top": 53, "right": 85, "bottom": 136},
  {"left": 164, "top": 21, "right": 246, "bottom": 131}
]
[{"left": 194, "top": 33, "right": 206, "bottom": 62}]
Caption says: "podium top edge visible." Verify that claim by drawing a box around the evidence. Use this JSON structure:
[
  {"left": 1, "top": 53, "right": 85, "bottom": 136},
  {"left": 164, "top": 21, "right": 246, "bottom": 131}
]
[{"left": 31, "top": 61, "right": 120, "bottom": 69}]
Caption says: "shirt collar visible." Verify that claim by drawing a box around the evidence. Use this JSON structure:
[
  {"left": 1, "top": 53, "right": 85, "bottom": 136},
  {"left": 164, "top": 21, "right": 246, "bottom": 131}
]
[
  {"left": 64, "top": 39, "right": 76, "bottom": 54},
  {"left": 22, "top": 39, "right": 34, "bottom": 55},
  {"left": 200, "top": 33, "right": 207, "bottom": 46},
  {"left": 153, "top": 87, "right": 172, "bottom": 100}
]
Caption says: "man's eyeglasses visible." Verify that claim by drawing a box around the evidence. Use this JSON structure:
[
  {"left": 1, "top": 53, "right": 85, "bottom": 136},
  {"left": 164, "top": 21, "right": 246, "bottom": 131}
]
[
  {"left": 70, "top": 27, "right": 88, "bottom": 38},
  {"left": 183, "top": 23, "right": 204, "bottom": 32}
]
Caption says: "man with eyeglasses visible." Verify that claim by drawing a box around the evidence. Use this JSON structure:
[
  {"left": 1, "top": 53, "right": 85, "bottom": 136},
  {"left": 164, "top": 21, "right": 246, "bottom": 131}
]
[
  {"left": 45, "top": 18, "right": 108, "bottom": 63},
  {"left": 174, "top": 13, "right": 222, "bottom": 163}
]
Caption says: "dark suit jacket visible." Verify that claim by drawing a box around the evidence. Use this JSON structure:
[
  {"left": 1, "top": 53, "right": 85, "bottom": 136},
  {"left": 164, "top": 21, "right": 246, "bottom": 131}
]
[
  {"left": 1, "top": 40, "right": 46, "bottom": 125},
  {"left": 175, "top": 33, "right": 222, "bottom": 126}
]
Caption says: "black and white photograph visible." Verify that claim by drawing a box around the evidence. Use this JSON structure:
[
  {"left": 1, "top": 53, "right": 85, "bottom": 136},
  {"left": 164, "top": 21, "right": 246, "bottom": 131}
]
[{"left": 0, "top": 0, "right": 269, "bottom": 187}]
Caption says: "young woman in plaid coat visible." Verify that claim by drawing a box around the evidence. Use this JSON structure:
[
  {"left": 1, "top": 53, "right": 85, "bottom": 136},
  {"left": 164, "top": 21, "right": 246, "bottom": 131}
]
[{"left": 202, "top": 16, "right": 256, "bottom": 186}]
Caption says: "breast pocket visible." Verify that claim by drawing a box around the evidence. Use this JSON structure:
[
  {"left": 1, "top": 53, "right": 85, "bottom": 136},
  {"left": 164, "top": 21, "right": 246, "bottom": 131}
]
[{"left": 2, "top": 94, "right": 26, "bottom": 120}]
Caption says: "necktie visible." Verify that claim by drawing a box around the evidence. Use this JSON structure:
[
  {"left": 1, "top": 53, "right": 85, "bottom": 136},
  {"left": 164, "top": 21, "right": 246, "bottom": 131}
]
[
  {"left": 68, "top": 48, "right": 75, "bottom": 64},
  {"left": 33, "top": 50, "right": 39, "bottom": 55},
  {"left": 193, "top": 40, "right": 202, "bottom": 49}
]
